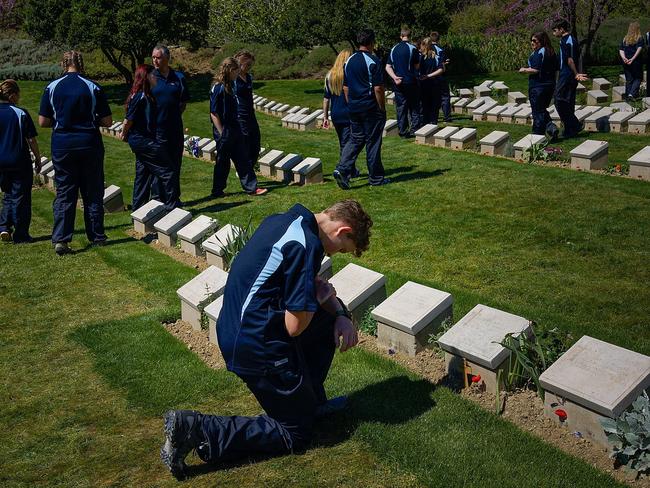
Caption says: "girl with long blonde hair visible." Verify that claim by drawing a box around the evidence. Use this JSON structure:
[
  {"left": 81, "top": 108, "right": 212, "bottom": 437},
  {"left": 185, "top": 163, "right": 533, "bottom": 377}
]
[{"left": 620, "top": 21, "right": 644, "bottom": 99}]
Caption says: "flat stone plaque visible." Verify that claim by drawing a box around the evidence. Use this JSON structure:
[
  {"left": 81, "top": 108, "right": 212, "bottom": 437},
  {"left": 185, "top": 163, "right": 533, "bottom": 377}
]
[
  {"left": 383, "top": 119, "right": 398, "bottom": 136},
  {"left": 433, "top": 126, "right": 460, "bottom": 147},
  {"left": 507, "top": 91, "right": 526, "bottom": 103},
  {"left": 458, "top": 88, "right": 473, "bottom": 97},
  {"left": 437, "top": 304, "right": 531, "bottom": 369},
  {"left": 329, "top": 263, "right": 386, "bottom": 313},
  {"left": 570, "top": 139, "right": 608, "bottom": 158},
  {"left": 274, "top": 154, "right": 303, "bottom": 182},
  {"left": 319, "top": 256, "right": 332, "bottom": 279},
  {"left": 259, "top": 150, "right": 285, "bottom": 177},
  {"left": 612, "top": 85, "right": 626, "bottom": 102},
  {"left": 39, "top": 161, "right": 54, "bottom": 175},
  {"left": 177, "top": 266, "right": 229, "bottom": 330},
  {"left": 450, "top": 127, "right": 476, "bottom": 142},
  {"left": 292, "top": 157, "right": 323, "bottom": 185},
  {"left": 131, "top": 199, "right": 165, "bottom": 223},
  {"left": 103, "top": 185, "right": 123, "bottom": 212},
  {"left": 587, "top": 90, "right": 608, "bottom": 105},
  {"left": 466, "top": 97, "right": 487, "bottom": 110},
  {"left": 513, "top": 134, "right": 546, "bottom": 150},
  {"left": 628, "top": 146, "right": 650, "bottom": 167},
  {"left": 202, "top": 224, "right": 243, "bottom": 266},
  {"left": 592, "top": 78, "right": 611, "bottom": 91},
  {"left": 177, "top": 215, "right": 218, "bottom": 244},
  {"left": 415, "top": 124, "right": 438, "bottom": 144},
  {"left": 154, "top": 207, "right": 192, "bottom": 235},
  {"left": 539, "top": 335, "right": 650, "bottom": 418}
]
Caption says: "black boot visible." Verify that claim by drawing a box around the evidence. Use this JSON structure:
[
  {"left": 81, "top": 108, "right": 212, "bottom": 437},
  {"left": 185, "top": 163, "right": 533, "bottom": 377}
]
[{"left": 160, "top": 410, "right": 207, "bottom": 480}]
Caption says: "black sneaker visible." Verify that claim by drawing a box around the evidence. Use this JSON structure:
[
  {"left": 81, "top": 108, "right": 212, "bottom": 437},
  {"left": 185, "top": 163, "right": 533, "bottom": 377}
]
[
  {"left": 332, "top": 169, "right": 351, "bottom": 190},
  {"left": 351, "top": 168, "right": 361, "bottom": 178},
  {"left": 161, "top": 410, "right": 206, "bottom": 481},
  {"left": 315, "top": 396, "right": 348, "bottom": 418},
  {"left": 370, "top": 178, "right": 391, "bottom": 187},
  {"left": 54, "top": 242, "right": 72, "bottom": 256}
]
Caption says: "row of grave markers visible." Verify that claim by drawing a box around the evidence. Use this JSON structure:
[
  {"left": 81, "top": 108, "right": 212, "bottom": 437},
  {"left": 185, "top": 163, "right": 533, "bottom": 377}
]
[
  {"left": 170, "top": 231, "right": 650, "bottom": 454},
  {"left": 32, "top": 155, "right": 125, "bottom": 212},
  {"left": 413, "top": 123, "right": 650, "bottom": 180}
]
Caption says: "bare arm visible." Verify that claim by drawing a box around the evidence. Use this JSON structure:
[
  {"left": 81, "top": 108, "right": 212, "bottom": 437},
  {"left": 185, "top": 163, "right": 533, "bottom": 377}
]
[
  {"left": 120, "top": 119, "right": 133, "bottom": 141},
  {"left": 567, "top": 57, "right": 578, "bottom": 77},
  {"left": 27, "top": 138, "right": 40, "bottom": 172},
  {"left": 343, "top": 86, "right": 349, "bottom": 104},
  {"left": 630, "top": 46, "right": 643, "bottom": 63},
  {"left": 285, "top": 310, "right": 315, "bottom": 337},
  {"left": 519, "top": 67, "right": 539, "bottom": 74},
  {"left": 322, "top": 97, "right": 330, "bottom": 128},
  {"left": 210, "top": 112, "right": 223, "bottom": 135},
  {"left": 385, "top": 63, "right": 402, "bottom": 85},
  {"left": 619, "top": 49, "right": 628, "bottom": 63},
  {"left": 374, "top": 85, "right": 385, "bottom": 111},
  {"left": 38, "top": 116, "right": 53, "bottom": 128}
]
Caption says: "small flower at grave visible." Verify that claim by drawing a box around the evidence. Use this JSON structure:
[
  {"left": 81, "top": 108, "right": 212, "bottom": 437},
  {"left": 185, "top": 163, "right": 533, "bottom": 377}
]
[
  {"left": 471, "top": 374, "right": 482, "bottom": 383},
  {"left": 615, "top": 164, "right": 622, "bottom": 172},
  {"left": 388, "top": 348, "right": 396, "bottom": 355},
  {"left": 554, "top": 409, "right": 567, "bottom": 421}
]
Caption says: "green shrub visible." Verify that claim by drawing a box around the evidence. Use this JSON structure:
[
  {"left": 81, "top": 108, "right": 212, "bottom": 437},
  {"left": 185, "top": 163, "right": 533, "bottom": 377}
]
[
  {"left": 0, "top": 38, "right": 60, "bottom": 66},
  {"left": 444, "top": 34, "right": 529, "bottom": 74},
  {"left": 358, "top": 306, "right": 377, "bottom": 336},
  {"left": 0, "top": 63, "right": 60, "bottom": 81}
]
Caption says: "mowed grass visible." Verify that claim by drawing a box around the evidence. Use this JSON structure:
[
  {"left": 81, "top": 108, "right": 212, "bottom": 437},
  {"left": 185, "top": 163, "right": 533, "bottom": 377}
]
[{"left": 1, "top": 75, "right": 647, "bottom": 486}]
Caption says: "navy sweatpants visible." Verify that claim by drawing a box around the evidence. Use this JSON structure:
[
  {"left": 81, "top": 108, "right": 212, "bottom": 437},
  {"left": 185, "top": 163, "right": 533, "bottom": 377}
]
[
  {"left": 529, "top": 83, "right": 555, "bottom": 136},
  {"left": 0, "top": 165, "right": 33, "bottom": 242},
  {"left": 554, "top": 76, "right": 581, "bottom": 137},
  {"left": 336, "top": 109, "right": 386, "bottom": 184},
  {"left": 212, "top": 129, "right": 258, "bottom": 195},
  {"left": 394, "top": 83, "right": 422, "bottom": 136},
  {"left": 129, "top": 135, "right": 177, "bottom": 211},
  {"left": 240, "top": 118, "right": 261, "bottom": 171},
  {"left": 623, "top": 62, "right": 643, "bottom": 99},
  {"left": 51, "top": 147, "right": 106, "bottom": 244},
  {"left": 199, "top": 307, "right": 336, "bottom": 462}
]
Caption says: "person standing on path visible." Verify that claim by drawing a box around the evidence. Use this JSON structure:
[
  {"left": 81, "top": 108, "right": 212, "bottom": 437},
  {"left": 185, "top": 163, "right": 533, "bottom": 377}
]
[
  {"left": 333, "top": 29, "right": 390, "bottom": 190},
  {"left": 151, "top": 45, "right": 189, "bottom": 206},
  {"left": 38, "top": 51, "right": 112, "bottom": 256},
  {"left": 386, "top": 25, "right": 422, "bottom": 138},
  {"left": 0, "top": 79, "right": 40, "bottom": 244},
  {"left": 418, "top": 37, "right": 445, "bottom": 125},
  {"left": 619, "top": 22, "right": 644, "bottom": 100},
  {"left": 430, "top": 32, "right": 452, "bottom": 123},
  {"left": 552, "top": 20, "right": 584, "bottom": 139},
  {"left": 160, "top": 199, "right": 372, "bottom": 481}
]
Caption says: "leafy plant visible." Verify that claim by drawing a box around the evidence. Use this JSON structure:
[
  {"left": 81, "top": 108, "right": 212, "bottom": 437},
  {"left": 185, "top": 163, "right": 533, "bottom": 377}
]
[
  {"left": 358, "top": 306, "right": 377, "bottom": 336},
  {"left": 601, "top": 391, "right": 650, "bottom": 477},
  {"left": 605, "top": 162, "right": 630, "bottom": 175},
  {"left": 523, "top": 141, "right": 549, "bottom": 164},
  {"left": 428, "top": 317, "right": 454, "bottom": 357},
  {"left": 184, "top": 136, "right": 201, "bottom": 158},
  {"left": 216, "top": 217, "right": 253, "bottom": 271}
]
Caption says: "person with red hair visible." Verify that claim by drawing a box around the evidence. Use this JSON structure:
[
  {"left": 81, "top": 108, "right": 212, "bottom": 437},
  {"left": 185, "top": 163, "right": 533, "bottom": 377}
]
[{"left": 120, "top": 64, "right": 177, "bottom": 210}]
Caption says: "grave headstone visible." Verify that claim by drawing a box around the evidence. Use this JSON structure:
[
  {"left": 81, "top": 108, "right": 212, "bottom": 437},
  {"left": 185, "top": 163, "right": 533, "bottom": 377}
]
[
  {"left": 328, "top": 263, "right": 387, "bottom": 325},
  {"left": 201, "top": 140, "right": 218, "bottom": 161},
  {"left": 177, "top": 215, "right": 219, "bottom": 257},
  {"left": 513, "top": 106, "right": 532, "bottom": 125},
  {"left": 574, "top": 106, "right": 601, "bottom": 122},
  {"left": 570, "top": 140, "right": 608, "bottom": 170},
  {"left": 627, "top": 145, "right": 650, "bottom": 180},
  {"left": 609, "top": 101, "right": 634, "bottom": 112},
  {"left": 449, "top": 127, "right": 477, "bottom": 150},
  {"left": 103, "top": 185, "right": 124, "bottom": 213},
  {"left": 153, "top": 207, "right": 192, "bottom": 247},
  {"left": 383, "top": 119, "right": 399, "bottom": 137},
  {"left": 319, "top": 256, "right": 333, "bottom": 280},
  {"left": 584, "top": 107, "right": 614, "bottom": 132},
  {"left": 474, "top": 85, "right": 491, "bottom": 97},
  {"left": 273, "top": 153, "right": 303, "bottom": 183},
  {"left": 458, "top": 88, "right": 473, "bottom": 98},
  {"left": 287, "top": 105, "right": 301, "bottom": 114},
  {"left": 539, "top": 335, "right": 650, "bottom": 450},
  {"left": 611, "top": 85, "right": 626, "bottom": 102},
  {"left": 608, "top": 109, "right": 636, "bottom": 133},
  {"left": 644, "top": 98, "right": 650, "bottom": 109},
  {"left": 386, "top": 92, "right": 395, "bottom": 105},
  {"left": 513, "top": 134, "right": 546, "bottom": 159},
  {"left": 491, "top": 81, "right": 508, "bottom": 93},
  {"left": 437, "top": 304, "right": 532, "bottom": 394},
  {"left": 507, "top": 91, "right": 527, "bottom": 104},
  {"left": 373, "top": 281, "right": 453, "bottom": 356},
  {"left": 298, "top": 110, "right": 323, "bottom": 131},
  {"left": 453, "top": 97, "right": 471, "bottom": 114},
  {"left": 414, "top": 124, "right": 438, "bottom": 144},
  {"left": 292, "top": 157, "right": 323, "bottom": 185},
  {"left": 131, "top": 199, "right": 166, "bottom": 234},
  {"left": 628, "top": 109, "right": 650, "bottom": 134},
  {"left": 618, "top": 74, "right": 626, "bottom": 85},
  {"left": 480, "top": 130, "right": 510, "bottom": 156},
  {"left": 592, "top": 78, "right": 611, "bottom": 91},
  {"left": 259, "top": 149, "right": 285, "bottom": 177},
  {"left": 500, "top": 105, "right": 524, "bottom": 123},
  {"left": 205, "top": 295, "right": 225, "bottom": 345},
  {"left": 466, "top": 97, "right": 489, "bottom": 111},
  {"left": 202, "top": 224, "right": 243, "bottom": 269},
  {"left": 485, "top": 104, "right": 508, "bottom": 122},
  {"left": 433, "top": 126, "right": 460, "bottom": 147},
  {"left": 177, "top": 266, "right": 228, "bottom": 331},
  {"left": 575, "top": 82, "right": 586, "bottom": 94},
  {"left": 472, "top": 100, "right": 498, "bottom": 121},
  {"left": 586, "top": 90, "right": 608, "bottom": 105}
]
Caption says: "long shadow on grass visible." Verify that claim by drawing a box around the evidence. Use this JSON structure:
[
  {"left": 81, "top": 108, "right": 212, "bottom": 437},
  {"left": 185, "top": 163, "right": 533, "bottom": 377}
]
[{"left": 387, "top": 168, "right": 451, "bottom": 184}]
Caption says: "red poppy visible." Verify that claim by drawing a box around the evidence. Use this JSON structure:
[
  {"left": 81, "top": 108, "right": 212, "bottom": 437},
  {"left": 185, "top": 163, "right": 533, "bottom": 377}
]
[
  {"left": 554, "top": 409, "right": 567, "bottom": 421},
  {"left": 471, "top": 375, "right": 482, "bottom": 383}
]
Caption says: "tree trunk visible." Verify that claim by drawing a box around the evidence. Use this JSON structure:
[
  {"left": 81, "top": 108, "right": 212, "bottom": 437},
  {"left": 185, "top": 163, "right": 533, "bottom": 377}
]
[
  {"left": 326, "top": 40, "right": 339, "bottom": 56},
  {"left": 101, "top": 46, "right": 133, "bottom": 85},
  {"left": 348, "top": 39, "right": 357, "bottom": 51}
]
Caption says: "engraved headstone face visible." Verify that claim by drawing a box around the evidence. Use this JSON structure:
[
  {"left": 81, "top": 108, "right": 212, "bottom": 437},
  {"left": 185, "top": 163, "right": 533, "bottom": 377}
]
[
  {"left": 176, "top": 265, "right": 229, "bottom": 310},
  {"left": 569, "top": 140, "right": 608, "bottom": 158},
  {"left": 177, "top": 215, "right": 218, "bottom": 244},
  {"left": 130, "top": 199, "right": 165, "bottom": 223},
  {"left": 329, "top": 263, "right": 386, "bottom": 311},
  {"left": 539, "top": 336, "right": 650, "bottom": 417},
  {"left": 480, "top": 131, "right": 509, "bottom": 146},
  {"left": 154, "top": 208, "right": 192, "bottom": 234},
  {"left": 437, "top": 304, "right": 531, "bottom": 369},
  {"left": 202, "top": 224, "right": 242, "bottom": 256}
]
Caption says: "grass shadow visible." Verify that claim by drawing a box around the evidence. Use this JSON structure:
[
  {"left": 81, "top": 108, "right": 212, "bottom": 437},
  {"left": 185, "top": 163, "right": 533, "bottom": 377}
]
[{"left": 388, "top": 168, "right": 451, "bottom": 184}]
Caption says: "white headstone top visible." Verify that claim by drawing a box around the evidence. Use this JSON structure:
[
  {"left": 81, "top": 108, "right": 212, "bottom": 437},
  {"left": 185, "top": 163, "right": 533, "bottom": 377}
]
[
  {"left": 609, "top": 110, "right": 636, "bottom": 123},
  {"left": 466, "top": 97, "right": 487, "bottom": 110},
  {"left": 570, "top": 140, "right": 608, "bottom": 158},
  {"left": 486, "top": 105, "right": 508, "bottom": 116},
  {"left": 491, "top": 81, "right": 508, "bottom": 90},
  {"left": 39, "top": 161, "right": 54, "bottom": 175},
  {"left": 131, "top": 199, "right": 165, "bottom": 223},
  {"left": 176, "top": 265, "right": 229, "bottom": 309},
  {"left": 329, "top": 263, "right": 386, "bottom": 311},
  {"left": 458, "top": 88, "right": 473, "bottom": 97},
  {"left": 177, "top": 215, "right": 219, "bottom": 243},
  {"left": 513, "top": 134, "right": 546, "bottom": 150},
  {"left": 628, "top": 146, "right": 650, "bottom": 167},
  {"left": 204, "top": 295, "right": 225, "bottom": 322},
  {"left": 609, "top": 102, "right": 634, "bottom": 112},
  {"left": 501, "top": 105, "right": 524, "bottom": 117},
  {"left": 514, "top": 106, "right": 533, "bottom": 117},
  {"left": 259, "top": 150, "right": 285, "bottom": 166},
  {"left": 480, "top": 131, "right": 510, "bottom": 145},
  {"left": 450, "top": 128, "right": 477, "bottom": 141},
  {"left": 196, "top": 138, "right": 212, "bottom": 149},
  {"left": 384, "top": 119, "right": 398, "bottom": 130},
  {"left": 202, "top": 224, "right": 243, "bottom": 256},
  {"left": 202, "top": 140, "right": 218, "bottom": 153},
  {"left": 103, "top": 185, "right": 121, "bottom": 203},
  {"left": 414, "top": 124, "right": 438, "bottom": 136},
  {"left": 585, "top": 107, "right": 614, "bottom": 122},
  {"left": 473, "top": 101, "right": 498, "bottom": 114},
  {"left": 292, "top": 157, "right": 321, "bottom": 175},
  {"left": 437, "top": 304, "right": 531, "bottom": 369},
  {"left": 371, "top": 281, "right": 453, "bottom": 335},
  {"left": 592, "top": 77, "right": 611, "bottom": 89},
  {"left": 109, "top": 122, "right": 121, "bottom": 130},
  {"left": 434, "top": 126, "right": 460, "bottom": 139},
  {"left": 274, "top": 154, "right": 303, "bottom": 171},
  {"left": 287, "top": 106, "right": 301, "bottom": 114},
  {"left": 320, "top": 256, "right": 332, "bottom": 275},
  {"left": 154, "top": 207, "right": 193, "bottom": 234},
  {"left": 281, "top": 113, "right": 294, "bottom": 122},
  {"left": 539, "top": 335, "right": 650, "bottom": 417},
  {"left": 630, "top": 109, "right": 650, "bottom": 123}
]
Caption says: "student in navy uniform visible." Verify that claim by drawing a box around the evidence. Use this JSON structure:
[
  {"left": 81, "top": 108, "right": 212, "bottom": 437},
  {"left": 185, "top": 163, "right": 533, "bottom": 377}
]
[
  {"left": 38, "top": 51, "right": 112, "bottom": 256},
  {"left": 519, "top": 32, "right": 559, "bottom": 138},
  {"left": 430, "top": 32, "right": 452, "bottom": 122},
  {"left": 418, "top": 37, "right": 445, "bottom": 125},
  {"left": 210, "top": 57, "right": 267, "bottom": 197},
  {"left": 333, "top": 29, "right": 390, "bottom": 190},
  {"left": 151, "top": 45, "right": 189, "bottom": 206},
  {"left": 0, "top": 79, "right": 40, "bottom": 244},
  {"left": 619, "top": 22, "right": 644, "bottom": 100},
  {"left": 160, "top": 199, "right": 371, "bottom": 480},
  {"left": 120, "top": 64, "right": 178, "bottom": 211},
  {"left": 552, "top": 20, "right": 585, "bottom": 139},
  {"left": 386, "top": 26, "right": 422, "bottom": 137},
  {"left": 233, "top": 50, "right": 263, "bottom": 182},
  {"left": 323, "top": 49, "right": 359, "bottom": 177}
]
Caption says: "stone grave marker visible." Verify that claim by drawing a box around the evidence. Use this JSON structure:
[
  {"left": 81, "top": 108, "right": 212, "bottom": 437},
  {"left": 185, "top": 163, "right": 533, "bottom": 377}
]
[
  {"left": 292, "top": 157, "right": 323, "bottom": 185},
  {"left": 628, "top": 109, "right": 650, "bottom": 134},
  {"left": 205, "top": 295, "right": 224, "bottom": 345},
  {"left": 177, "top": 215, "right": 219, "bottom": 256},
  {"left": 281, "top": 113, "right": 294, "bottom": 128},
  {"left": 259, "top": 149, "right": 285, "bottom": 177},
  {"left": 618, "top": 74, "right": 626, "bottom": 85},
  {"left": 298, "top": 110, "right": 323, "bottom": 131},
  {"left": 513, "top": 134, "right": 546, "bottom": 159},
  {"left": 500, "top": 105, "right": 523, "bottom": 123},
  {"left": 592, "top": 78, "right": 611, "bottom": 91},
  {"left": 450, "top": 128, "right": 477, "bottom": 150},
  {"left": 386, "top": 92, "right": 395, "bottom": 105},
  {"left": 586, "top": 90, "right": 608, "bottom": 105},
  {"left": 574, "top": 106, "right": 601, "bottom": 122},
  {"left": 372, "top": 281, "right": 453, "bottom": 357},
  {"left": 513, "top": 106, "right": 532, "bottom": 125},
  {"left": 584, "top": 107, "right": 614, "bottom": 132},
  {"left": 195, "top": 138, "right": 212, "bottom": 154},
  {"left": 153, "top": 207, "right": 192, "bottom": 247},
  {"left": 627, "top": 145, "right": 650, "bottom": 180},
  {"left": 570, "top": 140, "right": 608, "bottom": 170},
  {"left": 319, "top": 256, "right": 333, "bottom": 280},
  {"left": 612, "top": 86, "right": 626, "bottom": 102},
  {"left": 201, "top": 140, "right": 218, "bottom": 161},
  {"left": 609, "top": 101, "right": 634, "bottom": 112},
  {"left": 491, "top": 81, "right": 508, "bottom": 93},
  {"left": 328, "top": 263, "right": 386, "bottom": 325},
  {"left": 608, "top": 110, "right": 636, "bottom": 133},
  {"left": 131, "top": 199, "right": 166, "bottom": 234},
  {"left": 437, "top": 304, "right": 532, "bottom": 394},
  {"left": 414, "top": 124, "right": 438, "bottom": 144},
  {"left": 274, "top": 153, "right": 303, "bottom": 183},
  {"left": 480, "top": 131, "right": 510, "bottom": 156},
  {"left": 548, "top": 106, "right": 561, "bottom": 123},
  {"left": 433, "top": 126, "right": 460, "bottom": 147},
  {"left": 39, "top": 161, "right": 54, "bottom": 184},
  {"left": 453, "top": 97, "right": 471, "bottom": 114},
  {"left": 474, "top": 85, "right": 491, "bottom": 97},
  {"left": 202, "top": 224, "right": 243, "bottom": 269},
  {"left": 458, "top": 88, "right": 473, "bottom": 98},
  {"left": 103, "top": 185, "right": 124, "bottom": 213},
  {"left": 539, "top": 335, "right": 650, "bottom": 450},
  {"left": 466, "top": 97, "right": 488, "bottom": 111},
  {"left": 576, "top": 82, "right": 586, "bottom": 94},
  {"left": 644, "top": 97, "right": 650, "bottom": 109},
  {"left": 472, "top": 100, "right": 498, "bottom": 121},
  {"left": 507, "top": 91, "right": 527, "bottom": 104},
  {"left": 177, "top": 265, "right": 228, "bottom": 331},
  {"left": 485, "top": 104, "right": 509, "bottom": 122},
  {"left": 383, "top": 119, "right": 399, "bottom": 137},
  {"left": 287, "top": 105, "right": 301, "bottom": 114}
]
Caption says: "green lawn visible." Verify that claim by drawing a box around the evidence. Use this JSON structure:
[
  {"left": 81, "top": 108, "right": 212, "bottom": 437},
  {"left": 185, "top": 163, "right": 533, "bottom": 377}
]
[{"left": 1, "top": 76, "right": 647, "bottom": 486}]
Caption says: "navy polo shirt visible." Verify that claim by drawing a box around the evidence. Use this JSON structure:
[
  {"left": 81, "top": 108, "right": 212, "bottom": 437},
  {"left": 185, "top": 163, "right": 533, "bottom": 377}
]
[
  {"left": 39, "top": 72, "right": 110, "bottom": 152},
  {"left": 528, "top": 47, "right": 557, "bottom": 85},
  {"left": 343, "top": 50, "right": 384, "bottom": 114},
  {"left": 0, "top": 103, "right": 37, "bottom": 170},
  {"left": 433, "top": 45, "right": 447, "bottom": 80},
  {"left": 151, "top": 69, "right": 189, "bottom": 140},
  {"left": 209, "top": 83, "right": 240, "bottom": 139},
  {"left": 559, "top": 34, "right": 579, "bottom": 78},
  {"left": 125, "top": 91, "right": 157, "bottom": 140},
  {"left": 388, "top": 41, "right": 420, "bottom": 84},
  {"left": 217, "top": 204, "right": 324, "bottom": 376},
  {"left": 620, "top": 38, "right": 644, "bottom": 60},
  {"left": 324, "top": 73, "right": 349, "bottom": 125},
  {"left": 234, "top": 73, "right": 256, "bottom": 122}
]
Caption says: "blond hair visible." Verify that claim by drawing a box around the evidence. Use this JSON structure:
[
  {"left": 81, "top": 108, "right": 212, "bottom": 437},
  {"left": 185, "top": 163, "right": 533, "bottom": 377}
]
[
  {"left": 61, "top": 50, "right": 85, "bottom": 74},
  {"left": 324, "top": 199, "right": 373, "bottom": 257},
  {"left": 326, "top": 49, "right": 352, "bottom": 97},
  {"left": 419, "top": 37, "right": 435, "bottom": 60},
  {"left": 0, "top": 79, "right": 19, "bottom": 101},
  {"left": 214, "top": 57, "right": 239, "bottom": 95},
  {"left": 624, "top": 21, "right": 642, "bottom": 46}
]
